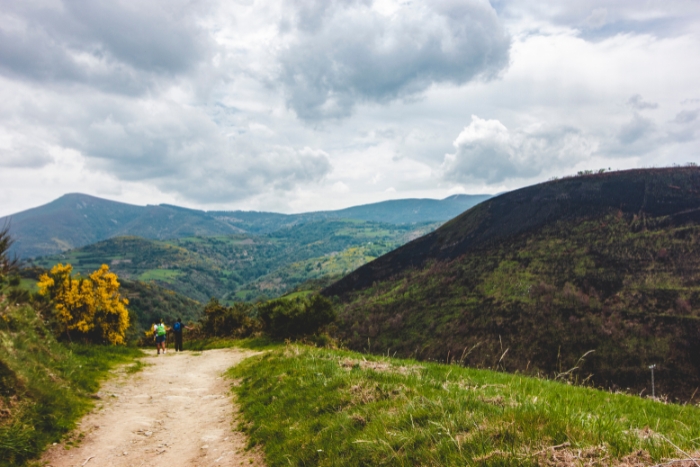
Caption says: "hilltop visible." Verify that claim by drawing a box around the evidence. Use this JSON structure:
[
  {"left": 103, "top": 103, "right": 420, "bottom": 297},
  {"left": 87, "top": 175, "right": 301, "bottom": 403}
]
[
  {"left": 324, "top": 167, "right": 700, "bottom": 399},
  {"left": 2, "top": 193, "right": 490, "bottom": 258}
]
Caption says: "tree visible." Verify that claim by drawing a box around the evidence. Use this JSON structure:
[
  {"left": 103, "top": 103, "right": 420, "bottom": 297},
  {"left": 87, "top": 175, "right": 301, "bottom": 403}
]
[
  {"left": 258, "top": 294, "right": 336, "bottom": 338},
  {"left": 0, "top": 225, "right": 20, "bottom": 288},
  {"left": 38, "top": 263, "right": 130, "bottom": 344}
]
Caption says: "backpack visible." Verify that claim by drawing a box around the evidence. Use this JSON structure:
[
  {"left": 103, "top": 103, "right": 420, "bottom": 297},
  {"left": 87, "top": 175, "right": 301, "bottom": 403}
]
[
  {"left": 173, "top": 322, "right": 182, "bottom": 332},
  {"left": 156, "top": 323, "right": 166, "bottom": 336}
]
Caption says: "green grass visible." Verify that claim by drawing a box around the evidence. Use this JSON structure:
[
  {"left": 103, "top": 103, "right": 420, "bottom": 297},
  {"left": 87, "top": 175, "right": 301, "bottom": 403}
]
[
  {"left": 0, "top": 303, "right": 143, "bottom": 466},
  {"left": 138, "top": 268, "right": 183, "bottom": 282},
  {"left": 186, "top": 336, "right": 279, "bottom": 351},
  {"left": 229, "top": 345, "right": 700, "bottom": 466},
  {"left": 17, "top": 278, "right": 38, "bottom": 293}
]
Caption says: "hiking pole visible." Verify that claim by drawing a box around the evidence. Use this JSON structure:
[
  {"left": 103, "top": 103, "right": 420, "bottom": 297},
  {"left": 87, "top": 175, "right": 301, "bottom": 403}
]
[{"left": 649, "top": 364, "right": 656, "bottom": 398}]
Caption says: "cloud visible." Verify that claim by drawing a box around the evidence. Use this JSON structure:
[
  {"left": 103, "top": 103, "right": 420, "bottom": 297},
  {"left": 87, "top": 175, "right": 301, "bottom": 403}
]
[
  {"left": 0, "top": 0, "right": 210, "bottom": 95},
  {"left": 278, "top": 0, "right": 511, "bottom": 119},
  {"left": 441, "top": 116, "right": 597, "bottom": 184},
  {"left": 0, "top": 140, "right": 53, "bottom": 168},
  {"left": 63, "top": 100, "right": 332, "bottom": 203},
  {"left": 585, "top": 8, "right": 608, "bottom": 29},
  {"left": 627, "top": 94, "right": 658, "bottom": 110},
  {"left": 495, "top": 1, "right": 700, "bottom": 39},
  {"left": 617, "top": 113, "right": 655, "bottom": 145},
  {"left": 674, "top": 109, "right": 698, "bottom": 124}
]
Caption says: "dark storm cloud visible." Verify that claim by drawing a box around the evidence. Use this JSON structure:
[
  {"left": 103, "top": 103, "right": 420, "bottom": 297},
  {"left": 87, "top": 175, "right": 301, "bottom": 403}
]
[
  {"left": 0, "top": 0, "right": 209, "bottom": 94},
  {"left": 278, "top": 0, "right": 511, "bottom": 120}
]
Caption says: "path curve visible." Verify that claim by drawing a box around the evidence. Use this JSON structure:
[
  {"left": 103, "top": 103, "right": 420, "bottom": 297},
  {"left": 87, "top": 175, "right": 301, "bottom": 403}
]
[{"left": 42, "top": 348, "right": 265, "bottom": 467}]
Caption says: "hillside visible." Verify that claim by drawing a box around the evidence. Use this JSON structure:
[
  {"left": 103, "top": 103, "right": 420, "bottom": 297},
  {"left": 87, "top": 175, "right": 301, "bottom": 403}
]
[
  {"left": 2, "top": 193, "right": 490, "bottom": 258},
  {"left": 1, "top": 194, "right": 240, "bottom": 258},
  {"left": 231, "top": 344, "right": 700, "bottom": 466},
  {"left": 324, "top": 167, "right": 700, "bottom": 399},
  {"left": 32, "top": 219, "right": 435, "bottom": 303}
]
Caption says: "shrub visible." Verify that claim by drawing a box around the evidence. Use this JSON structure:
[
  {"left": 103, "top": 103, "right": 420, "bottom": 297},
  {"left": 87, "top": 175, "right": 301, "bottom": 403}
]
[
  {"left": 201, "top": 298, "right": 259, "bottom": 337},
  {"left": 258, "top": 294, "right": 336, "bottom": 339}
]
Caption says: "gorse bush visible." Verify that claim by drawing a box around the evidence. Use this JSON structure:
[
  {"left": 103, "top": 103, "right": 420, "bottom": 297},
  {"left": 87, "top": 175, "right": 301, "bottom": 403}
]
[
  {"left": 38, "top": 263, "right": 130, "bottom": 344},
  {"left": 258, "top": 294, "right": 336, "bottom": 338}
]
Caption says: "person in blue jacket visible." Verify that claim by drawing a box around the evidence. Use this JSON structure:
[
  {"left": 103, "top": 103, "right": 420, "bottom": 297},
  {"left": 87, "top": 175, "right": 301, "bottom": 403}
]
[{"left": 172, "top": 318, "right": 190, "bottom": 352}]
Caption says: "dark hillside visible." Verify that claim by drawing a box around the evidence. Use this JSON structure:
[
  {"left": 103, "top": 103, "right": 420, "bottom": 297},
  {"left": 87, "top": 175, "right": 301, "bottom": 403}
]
[
  {"left": 325, "top": 167, "right": 700, "bottom": 399},
  {"left": 325, "top": 168, "right": 700, "bottom": 297}
]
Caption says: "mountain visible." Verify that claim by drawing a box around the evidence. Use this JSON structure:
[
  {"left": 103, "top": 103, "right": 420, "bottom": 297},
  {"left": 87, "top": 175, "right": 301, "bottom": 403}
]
[
  {"left": 324, "top": 167, "right": 700, "bottom": 400},
  {"left": 31, "top": 219, "right": 436, "bottom": 303},
  {"left": 2, "top": 193, "right": 491, "bottom": 258},
  {"left": 1, "top": 194, "right": 241, "bottom": 258}
]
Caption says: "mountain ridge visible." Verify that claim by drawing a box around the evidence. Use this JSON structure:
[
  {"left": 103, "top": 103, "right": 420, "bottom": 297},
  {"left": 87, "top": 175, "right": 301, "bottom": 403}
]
[{"left": 2, "top": 193, "right": 491, "bottom": 258}]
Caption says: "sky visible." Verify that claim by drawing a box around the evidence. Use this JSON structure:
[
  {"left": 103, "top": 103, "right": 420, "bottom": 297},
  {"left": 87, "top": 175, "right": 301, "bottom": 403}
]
[{"left": 1, "top": 0, "right": 699, "bottom": 217}]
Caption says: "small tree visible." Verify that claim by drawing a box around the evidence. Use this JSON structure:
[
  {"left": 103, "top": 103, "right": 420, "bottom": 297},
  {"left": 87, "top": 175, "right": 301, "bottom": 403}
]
[
  {"left": 38, "top": 263, "right": 130, "bottom": 344},
  {"left": 0, "top": 225, "right": 20, "bottom": 289},
  {"left": 202, "top": 298, "right": 257, "bottom": 337},
  {"left": 258, "top": 294, "right": 336, "bottom": 339}
]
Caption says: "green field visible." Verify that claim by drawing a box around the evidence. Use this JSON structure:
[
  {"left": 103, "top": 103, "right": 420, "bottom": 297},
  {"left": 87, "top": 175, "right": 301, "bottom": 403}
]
[
  {"left": 138, "top": 268, "right": 183, "bottom": 282},
  {"left": 230, "top": 344, "right": 700, "bottom": 467}
]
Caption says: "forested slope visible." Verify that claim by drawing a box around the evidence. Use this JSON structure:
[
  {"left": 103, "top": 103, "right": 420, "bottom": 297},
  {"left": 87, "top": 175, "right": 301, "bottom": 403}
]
[{"left": 326, "top": 167, "right": 700, "bottom": 399}]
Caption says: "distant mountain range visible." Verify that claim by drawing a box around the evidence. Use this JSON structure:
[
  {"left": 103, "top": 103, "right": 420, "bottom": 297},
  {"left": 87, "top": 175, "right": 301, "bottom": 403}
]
[
  {"left": 325, "top": 167, "right": 700, "bottom": 400},
  {"left": 2, "top": 193, "right": 491, "bottom": 258}
]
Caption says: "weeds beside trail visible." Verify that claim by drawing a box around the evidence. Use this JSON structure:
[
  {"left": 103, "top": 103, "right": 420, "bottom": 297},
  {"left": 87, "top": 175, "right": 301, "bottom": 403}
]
[
  {"left": 229, "top": 345, "right": 700, "bottom": 466},
  {"left": 0, "top": 303, "right": 143, "bottom": 466}
]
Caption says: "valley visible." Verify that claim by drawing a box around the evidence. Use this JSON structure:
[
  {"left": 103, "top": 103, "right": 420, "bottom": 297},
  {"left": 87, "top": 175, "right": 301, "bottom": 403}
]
[{"left": 30, "top": 219, "right": 437, "bottom": 304}]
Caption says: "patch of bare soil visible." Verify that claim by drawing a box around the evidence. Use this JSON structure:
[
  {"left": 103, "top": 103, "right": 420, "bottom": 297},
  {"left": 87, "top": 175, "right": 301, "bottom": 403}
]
[{"left": 42, "top": 348, "right": 265, "bottom": 467}]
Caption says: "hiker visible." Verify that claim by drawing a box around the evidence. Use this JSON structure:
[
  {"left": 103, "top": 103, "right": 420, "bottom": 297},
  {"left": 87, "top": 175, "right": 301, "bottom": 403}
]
[
  {"left": 173, "top": 318, "right": 184, "bottom": 352},
  {"left": 155, "top": 319, "right": 167, "bottom": 354},
  {"left": 172, "top": 318, "right": 194, "bottom": 352}
]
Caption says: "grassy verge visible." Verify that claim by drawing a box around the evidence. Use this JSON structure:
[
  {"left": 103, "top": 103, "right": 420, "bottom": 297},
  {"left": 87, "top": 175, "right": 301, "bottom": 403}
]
[
  {"left": 185, "top": 336, "right": 279, "bottom": 351},
  {"left": 0, "top": 303, "right": 143, "bottom": 466},
  {"left": 229, "top": 345, "right": 700, "bottom": 466}
]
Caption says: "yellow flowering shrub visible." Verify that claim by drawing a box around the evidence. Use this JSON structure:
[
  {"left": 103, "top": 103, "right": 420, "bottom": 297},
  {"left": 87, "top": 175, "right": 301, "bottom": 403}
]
[{"left": 38, "top": 263, "right": 130, "bottom": 344}]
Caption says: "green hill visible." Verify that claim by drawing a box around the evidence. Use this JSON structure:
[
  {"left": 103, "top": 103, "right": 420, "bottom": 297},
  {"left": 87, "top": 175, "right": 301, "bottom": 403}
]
[
  {"left": 31, "top": 219, "right": 435, "bottom": 303},
  {"left": 1, "top": 194, "right": 241, "bottom": 258},
  {"left": 324, "top": 167, "right": 700, "bottom": 400},
  {"left": 3, "top": 193, "right": 491, "bottom": 258}
]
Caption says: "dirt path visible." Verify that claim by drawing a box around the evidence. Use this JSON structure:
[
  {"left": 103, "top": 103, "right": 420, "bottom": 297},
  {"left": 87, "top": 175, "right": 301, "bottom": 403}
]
[{"left": 42, "top": 348, "right": 266, "bottom": 467}]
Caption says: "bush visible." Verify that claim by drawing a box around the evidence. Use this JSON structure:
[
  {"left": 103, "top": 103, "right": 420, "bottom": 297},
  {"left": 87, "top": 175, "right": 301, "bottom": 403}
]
[
  {"left": 258, "top": 295, "right": 336, "bottom": 339},
  {"left": 201, "top": 298, "right": 259, "bottom": 337}
]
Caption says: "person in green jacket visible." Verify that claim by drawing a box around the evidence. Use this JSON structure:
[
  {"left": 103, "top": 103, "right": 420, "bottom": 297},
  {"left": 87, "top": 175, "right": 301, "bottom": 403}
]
[{"left": 155, "top": 319, "right": 167, "bottom": 355}]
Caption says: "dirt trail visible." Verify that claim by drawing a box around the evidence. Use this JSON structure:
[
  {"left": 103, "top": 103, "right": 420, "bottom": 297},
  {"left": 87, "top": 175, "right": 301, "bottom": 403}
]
[{"left": 42, "top": 348, "right": 265, "bottom": 467}]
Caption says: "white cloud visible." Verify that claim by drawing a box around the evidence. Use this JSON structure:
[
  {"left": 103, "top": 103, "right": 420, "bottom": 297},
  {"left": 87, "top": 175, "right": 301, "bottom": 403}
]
[{"left": 441, "top": 115, "right": 597, "bottom": 184}]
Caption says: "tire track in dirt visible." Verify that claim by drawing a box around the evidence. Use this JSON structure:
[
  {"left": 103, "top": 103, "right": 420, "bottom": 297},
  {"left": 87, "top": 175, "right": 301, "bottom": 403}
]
[{"left": 42, "top": 348, "right": 265, "bottom": 467}]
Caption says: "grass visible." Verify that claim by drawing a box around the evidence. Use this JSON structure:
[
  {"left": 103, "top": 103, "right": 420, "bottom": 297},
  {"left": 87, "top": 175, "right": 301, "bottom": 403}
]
[
  {"left": 229, "top": 344, "right": 700, "bottom": 466},
  {"left": 138, "top": 268, "right": 183, "bottom": 282},
  {"left": 186, "top": 336, "right": 279, "bottom": 351},
  {"left": 0, "top": 302, "right": 143, "bottom": 466}
]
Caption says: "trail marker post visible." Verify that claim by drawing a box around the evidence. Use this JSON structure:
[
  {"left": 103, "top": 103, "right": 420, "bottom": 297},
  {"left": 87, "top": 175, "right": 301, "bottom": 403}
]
[{"left": 649, "top": 364, "right": 656, "bottom": 398}]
